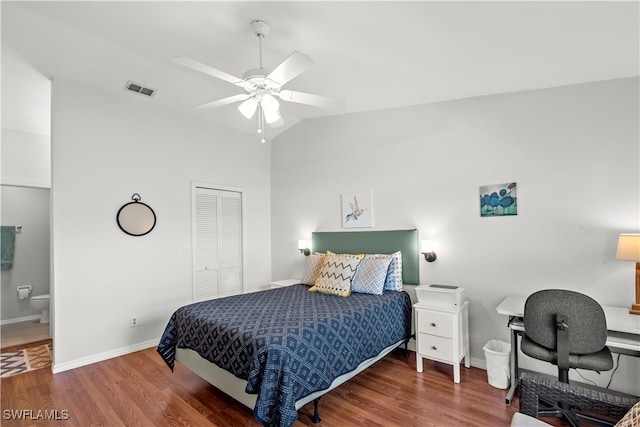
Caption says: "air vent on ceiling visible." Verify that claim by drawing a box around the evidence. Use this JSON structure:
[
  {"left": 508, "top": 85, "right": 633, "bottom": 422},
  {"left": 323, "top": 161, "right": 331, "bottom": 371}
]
[{"left": 124, "top": 81, "right": 156, "bottom": 97}]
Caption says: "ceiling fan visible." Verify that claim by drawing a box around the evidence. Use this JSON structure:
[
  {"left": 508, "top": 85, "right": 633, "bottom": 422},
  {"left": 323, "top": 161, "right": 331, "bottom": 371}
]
[{"left": 172, "top": 19, "right": 344, "bottom": 142}]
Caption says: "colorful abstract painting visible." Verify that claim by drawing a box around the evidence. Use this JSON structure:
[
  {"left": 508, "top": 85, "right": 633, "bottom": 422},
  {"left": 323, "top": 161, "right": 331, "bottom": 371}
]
[{"left": 480, "top": 182, "right": 517, "bottom": 217}]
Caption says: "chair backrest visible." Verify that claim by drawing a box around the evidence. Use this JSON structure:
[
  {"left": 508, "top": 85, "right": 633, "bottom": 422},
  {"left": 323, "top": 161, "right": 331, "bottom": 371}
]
[{"left": 523, "top": 289, "right": 608, "bottom": 355}]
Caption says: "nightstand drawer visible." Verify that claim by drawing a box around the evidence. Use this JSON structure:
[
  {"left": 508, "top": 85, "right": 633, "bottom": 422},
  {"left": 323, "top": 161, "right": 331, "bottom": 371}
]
[
  {"left": 417, "top": 333, "right": 453, "bottom": 360},
  {"left": 416, "top": 310, "right": 454, "bottom": 338}
]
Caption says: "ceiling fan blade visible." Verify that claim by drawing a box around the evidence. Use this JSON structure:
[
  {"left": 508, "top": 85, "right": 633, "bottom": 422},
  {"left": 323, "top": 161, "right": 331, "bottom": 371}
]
[
  {"left": 267, "top": 51, "right": 315, "bottom": 86},
  {"left": 277, "top": 90, "right": 345, "bottom": 109},
  {"left": 192, "top": 94, "right": 251, "bottom": 111},
  {"left": 172, "top": 56, "right": 245, "bottom": 87}
]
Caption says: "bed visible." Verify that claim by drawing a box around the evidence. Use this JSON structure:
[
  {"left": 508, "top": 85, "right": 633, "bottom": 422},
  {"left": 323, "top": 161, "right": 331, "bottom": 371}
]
[{"left": 158, "top": 229, "right": 420, "bottom": 427}]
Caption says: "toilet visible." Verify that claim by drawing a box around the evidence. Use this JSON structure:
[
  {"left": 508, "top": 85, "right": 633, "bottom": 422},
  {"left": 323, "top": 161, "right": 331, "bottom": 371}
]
[{"left": 30, "top": 294, "right": 50, "bottom": 323}]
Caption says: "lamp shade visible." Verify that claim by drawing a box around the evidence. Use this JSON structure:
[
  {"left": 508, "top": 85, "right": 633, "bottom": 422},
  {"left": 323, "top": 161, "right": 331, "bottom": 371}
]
[{"left": 616, "top": 233, "right": 640, "bottom": 261}]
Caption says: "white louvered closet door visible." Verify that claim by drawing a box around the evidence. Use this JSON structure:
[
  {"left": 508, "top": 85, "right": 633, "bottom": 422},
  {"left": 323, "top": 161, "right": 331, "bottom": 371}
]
[
  {"left": 193, "top": 187, "right": 243, "bottom": 302},
  {"left": 219, "top": 191, "right": 242, "bottom": 297}
]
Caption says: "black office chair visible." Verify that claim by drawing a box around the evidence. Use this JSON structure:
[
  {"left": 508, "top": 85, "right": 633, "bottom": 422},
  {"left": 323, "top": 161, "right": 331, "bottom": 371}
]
[{"left": 520, "top": 289, "right": 614, "bottom": 427}]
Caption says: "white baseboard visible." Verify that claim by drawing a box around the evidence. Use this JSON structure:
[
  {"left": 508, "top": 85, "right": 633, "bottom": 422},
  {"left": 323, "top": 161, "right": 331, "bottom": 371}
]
[
  {"left": 52, "top": 338, "right": 160, "bottom": 374},
  {"left": 470, "top": 356, "right": 487, "bottom": 370},
  {"left": 1, "top": 314, "right": 42, "bottom": 325}
]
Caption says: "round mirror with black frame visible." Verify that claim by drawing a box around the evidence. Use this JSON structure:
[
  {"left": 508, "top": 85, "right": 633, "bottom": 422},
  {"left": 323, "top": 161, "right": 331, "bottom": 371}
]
[{"left": 117, "top": 193, "right": 156, "bottom": 236}]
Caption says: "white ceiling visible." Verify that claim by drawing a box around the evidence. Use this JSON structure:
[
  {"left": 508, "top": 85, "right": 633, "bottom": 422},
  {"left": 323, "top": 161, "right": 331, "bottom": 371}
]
[{"left": 2, "top": 1, "right": 638, "bottom": 139}]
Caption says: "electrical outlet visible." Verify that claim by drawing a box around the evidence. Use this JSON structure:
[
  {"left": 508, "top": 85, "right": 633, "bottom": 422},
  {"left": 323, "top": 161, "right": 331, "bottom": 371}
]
[{"left": 130, "top": 317, "right": 138, "bottom": 327}]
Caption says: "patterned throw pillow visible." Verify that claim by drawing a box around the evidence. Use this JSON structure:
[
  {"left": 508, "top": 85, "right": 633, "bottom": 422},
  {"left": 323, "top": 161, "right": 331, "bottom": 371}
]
[
  {"left": 300, "top": 253, "right": 325, "bottom": 285},
  {"left": 615, "top": 401, "right": 640, "bottom": 427},
  {"left": 309, "top": 251, "right": 364, "bottom": 297},
  {"left": 351, "top": 256, "right": 393, "bottom": 295},
  {"left": 367, "top": 251, "right": 403, "bottom": 291}
]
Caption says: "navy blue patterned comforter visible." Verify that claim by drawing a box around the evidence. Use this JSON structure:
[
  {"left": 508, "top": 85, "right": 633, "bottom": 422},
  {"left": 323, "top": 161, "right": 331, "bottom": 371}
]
[{"left": 157, "top": 284, "right": 411, "bottom": 427}]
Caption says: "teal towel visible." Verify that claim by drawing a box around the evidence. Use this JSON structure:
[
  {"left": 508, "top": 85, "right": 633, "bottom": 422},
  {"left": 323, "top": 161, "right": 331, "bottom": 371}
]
[{"left": 1, "top": 226, "right": 16, "bottom": 270}]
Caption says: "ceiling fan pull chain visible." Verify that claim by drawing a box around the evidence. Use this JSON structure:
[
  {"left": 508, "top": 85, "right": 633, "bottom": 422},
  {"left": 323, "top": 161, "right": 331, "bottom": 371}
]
[{"left": 258, "top": 105, "right": 266, "bottom": 143}]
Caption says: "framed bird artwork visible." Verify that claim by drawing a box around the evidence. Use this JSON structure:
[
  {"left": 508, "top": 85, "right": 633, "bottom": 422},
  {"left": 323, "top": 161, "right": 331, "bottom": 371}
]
[{"left": 341, "top": 190, "right": 373, "bottom": 228}]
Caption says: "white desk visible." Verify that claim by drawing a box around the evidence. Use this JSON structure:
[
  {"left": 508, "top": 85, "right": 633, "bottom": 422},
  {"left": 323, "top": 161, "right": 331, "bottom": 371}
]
[{"left": 496, "top": 295, "right": 640, "bottom": 404}]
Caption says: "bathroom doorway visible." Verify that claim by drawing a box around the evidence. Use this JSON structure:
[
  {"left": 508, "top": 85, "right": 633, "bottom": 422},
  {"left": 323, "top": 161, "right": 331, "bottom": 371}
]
[
  {"left": 0, "top": 185, "right": 51, "bottom": 351},
  {"left": 2, "top": 33, "right": 53, "bottom": 355}
]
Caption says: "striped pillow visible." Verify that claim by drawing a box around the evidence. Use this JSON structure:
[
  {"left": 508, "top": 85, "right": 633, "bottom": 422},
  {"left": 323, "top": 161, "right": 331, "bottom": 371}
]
[{"left": 309, "top": 251, "right": 364, "bottom": 297}]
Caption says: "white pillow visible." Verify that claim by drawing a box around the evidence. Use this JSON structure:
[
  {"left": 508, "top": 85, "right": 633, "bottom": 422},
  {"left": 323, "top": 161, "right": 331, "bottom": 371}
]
[
  {"left": 300, "top": 252, "right": 325, "bottom": 285},
  {"left": 351, "top": 256, "right": 392, "bottom": 295},
  {"left": 367, "top": 251, "right": 403, "bottom": 291}
]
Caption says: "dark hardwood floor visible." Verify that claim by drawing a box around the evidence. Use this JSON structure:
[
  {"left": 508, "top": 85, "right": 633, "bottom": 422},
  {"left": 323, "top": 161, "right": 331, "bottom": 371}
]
[{"left": 1, "top": 347, "right": 547, "bottom": 427}]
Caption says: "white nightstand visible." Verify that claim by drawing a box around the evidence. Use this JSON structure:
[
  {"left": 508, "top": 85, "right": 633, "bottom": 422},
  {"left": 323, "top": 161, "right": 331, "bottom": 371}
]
[
  {"left": 269, "top": 279, "right": 300, "bottom": 289},
  {"left": 414, "top": 301, "right": 470, "bottom": 383}
]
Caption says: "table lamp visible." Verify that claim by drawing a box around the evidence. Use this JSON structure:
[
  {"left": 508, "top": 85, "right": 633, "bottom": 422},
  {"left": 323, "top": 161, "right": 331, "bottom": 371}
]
[{"left": 616, "top": 233, "right": 640, "bottom": 315}]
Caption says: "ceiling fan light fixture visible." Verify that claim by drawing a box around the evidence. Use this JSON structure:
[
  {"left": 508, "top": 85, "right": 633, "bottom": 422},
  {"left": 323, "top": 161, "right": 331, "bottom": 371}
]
[
  {"left": 174, "top": 18, "right": 343, "bottom": 142},
  {"left": 238, "top": 97, "right": 259, "bottom": 119},
  {"left": 263, "top": 109, "right": 280, "bottom": 124},
  {"left": 261, "top": 95, "right": 280, "bottom": 124}
]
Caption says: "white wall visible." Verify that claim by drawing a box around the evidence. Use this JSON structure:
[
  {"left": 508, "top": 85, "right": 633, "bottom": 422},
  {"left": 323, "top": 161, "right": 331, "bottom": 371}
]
[
  {"left": 271, "top": 77, "right": 640, "bottom": 394},
  {"left": 1, "top": 129, "right": 51, "bottom": 188},
  {"left": 50, "top": 77, "right": 272, "bottom": 371}
]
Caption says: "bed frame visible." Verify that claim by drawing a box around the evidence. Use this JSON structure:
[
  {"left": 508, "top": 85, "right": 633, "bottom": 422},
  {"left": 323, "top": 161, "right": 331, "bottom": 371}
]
[
  {"left": 176, "top": 337, "right": 405, "bottom": 419},
  {"left": 175, "top": 229, "right": 420, "bottom": 422}
]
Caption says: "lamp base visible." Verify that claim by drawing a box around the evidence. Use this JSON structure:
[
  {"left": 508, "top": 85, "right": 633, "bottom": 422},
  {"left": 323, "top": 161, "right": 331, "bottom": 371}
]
[{"left": 632, "top": 261, "right": 640, "bottom": 315}]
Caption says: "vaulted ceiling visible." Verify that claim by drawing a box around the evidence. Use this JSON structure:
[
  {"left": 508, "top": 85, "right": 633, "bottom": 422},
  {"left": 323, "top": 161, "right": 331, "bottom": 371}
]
[{"left": 2, "top": 1, "right": 638, "bottom": 139}]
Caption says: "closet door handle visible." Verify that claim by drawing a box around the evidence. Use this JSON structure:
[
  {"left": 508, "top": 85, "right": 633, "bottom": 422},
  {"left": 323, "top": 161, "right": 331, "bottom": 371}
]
[{"left": 430, "top": 322, "right": 437, "bottom": 327}]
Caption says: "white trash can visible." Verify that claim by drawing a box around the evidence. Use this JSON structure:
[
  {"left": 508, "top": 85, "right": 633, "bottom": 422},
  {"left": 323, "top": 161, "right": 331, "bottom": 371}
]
[{"left": 483, "top": 339, "right": 511, "bottom": 389}]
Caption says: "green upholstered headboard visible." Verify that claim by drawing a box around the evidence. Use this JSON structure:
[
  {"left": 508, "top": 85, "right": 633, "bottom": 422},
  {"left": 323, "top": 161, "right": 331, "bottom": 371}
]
[{"left": 311, "top": 229, "right": 420, "bottom": 285}]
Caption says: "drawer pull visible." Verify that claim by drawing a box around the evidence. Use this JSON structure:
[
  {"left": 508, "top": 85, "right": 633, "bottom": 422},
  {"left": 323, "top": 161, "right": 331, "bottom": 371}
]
[
  {"left": 430, "top": 323, "right": 437, "bottom": 327},
  {"left": 431, "top": 346, "right": 438, "bottom": 350}
]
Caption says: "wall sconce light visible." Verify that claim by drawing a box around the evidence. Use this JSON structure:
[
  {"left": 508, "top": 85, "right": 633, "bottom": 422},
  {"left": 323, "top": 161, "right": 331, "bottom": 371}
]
[
  {"left": 298, "top": 240, "right": 310, "bottom": 256},
  {"left": 421, "top": 240, "right": 437, "bottom": 262}
]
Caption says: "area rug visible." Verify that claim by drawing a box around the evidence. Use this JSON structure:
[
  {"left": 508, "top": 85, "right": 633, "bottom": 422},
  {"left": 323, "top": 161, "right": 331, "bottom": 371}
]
[{"left": 0, "top": 343, "right": 52, "bottom": 378}]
